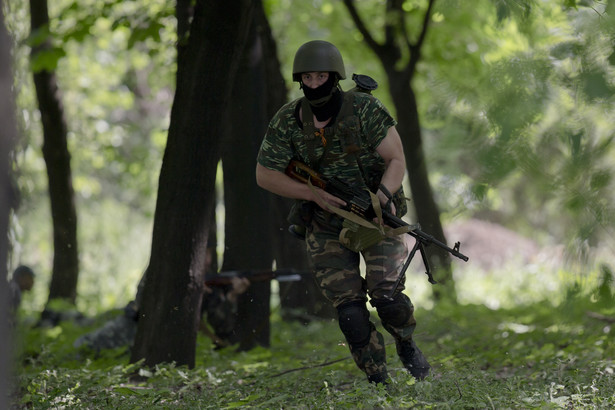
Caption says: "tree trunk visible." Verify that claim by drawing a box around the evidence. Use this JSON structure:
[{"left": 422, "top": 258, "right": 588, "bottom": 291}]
[
  {"left": 343, "top": 0, "right": 457, "bottom": 301},
  {"left": 221, "top": 2, "right": 274, "bottom": 351},
  {"left": 130, "top": 0, "right": 253, "bottom": 368},
  {"left": 30, "top": 0, "right": 79, "bottom": 304},
  {"left": 0, "top": 4, "right": 17, "bottom": 406},
  {"left": 386, "top": 70, "right": 457, "bottom": 300},
  {"left": 257, "top": 3, "right": 336, "bottom": 321}
]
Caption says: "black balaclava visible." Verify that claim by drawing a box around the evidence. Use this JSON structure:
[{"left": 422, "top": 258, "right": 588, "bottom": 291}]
[{"left": 302, "top": 74, "right": 342, "bottom": 122}]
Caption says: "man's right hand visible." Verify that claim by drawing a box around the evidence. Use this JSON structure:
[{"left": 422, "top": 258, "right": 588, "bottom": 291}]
[{"left": 309, "top": 186, "right": 347, "bottom": 211}]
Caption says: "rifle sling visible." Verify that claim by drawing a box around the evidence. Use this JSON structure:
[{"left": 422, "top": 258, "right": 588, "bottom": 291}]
[{"left": 301, "top": 92, "right": 368, "bottom": 182}]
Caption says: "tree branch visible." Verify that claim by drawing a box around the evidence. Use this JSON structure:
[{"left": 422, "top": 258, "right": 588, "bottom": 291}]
[
  {"left": 269, "top": 357, "right": 349, "bottom": 378},
  {"left": 385, "top": 0, "right": 399, "bottom": 48},
  {"left": 342, "top": 0, "right": 383, "bottom": 57},
  {"left": 415, "top": 0, "right": 436, "bottom": 54},
  {"left": 407, "top": 0, "right": 436, "bottom": 78},
  {"left": 586, "top": 311, "right": 615, "bottom": 323}
]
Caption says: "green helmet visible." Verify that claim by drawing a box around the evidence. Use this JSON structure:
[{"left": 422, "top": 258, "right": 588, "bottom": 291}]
[{"left": 292, "top": 40, "right": 346, "bottom": 82}]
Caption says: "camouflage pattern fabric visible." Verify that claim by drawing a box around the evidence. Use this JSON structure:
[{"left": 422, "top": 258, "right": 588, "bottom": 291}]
[
  {"left": 201, "top": 286, "right": 240, "bottom": 347},
  {"left": 348, "top": 322, "right": 388, "bottom": 379},
  {"left": 73, "top": 302, "right": 138, "bottom": 350},
  {"left": 257, "top": 91, "right": 396, "bottom": 188},
  {"left": 379, "top": 293, "right": 417, "bottom": 342},
  {"left": 258, "top": 87, "right": 423, "bottom": 382},
  {"left": 74, "top": 289, "right": 240, "bottom": 351},
  {"left": 73, "top": 314, "right": 137, "bottom": 350},
  {"left": 305, "top": 201, "right": 417, "bottom": 380},
  {"left": 305, "top": 212, "right": 410, "bottom": 308}
]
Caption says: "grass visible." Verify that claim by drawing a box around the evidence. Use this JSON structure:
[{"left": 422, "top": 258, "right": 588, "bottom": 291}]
[{"left": 8, "top": 264, "right": 615, "bottom": 409}]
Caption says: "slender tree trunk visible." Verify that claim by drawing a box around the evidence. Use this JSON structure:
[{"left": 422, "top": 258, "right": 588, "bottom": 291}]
[
  {"left": 221, "top": 1, "right": 274, "bottom": 351},
  {"left": 386, "top": 70, "right": 456, "bottom": 300},
  {"left": 30, "top": 0, "right": 79, "bottom": 304},
  {"left": 256, "top": 3, "right": 336, "bottom": 321},
  {"left": 0, "top": 3, "right": 17, "bottom": 405},
  {"left": 130, "top": 0, "right": 253, "bottom": 368},
  {"left": 343, "top": 0, "right": 457, "bottom": 301}
]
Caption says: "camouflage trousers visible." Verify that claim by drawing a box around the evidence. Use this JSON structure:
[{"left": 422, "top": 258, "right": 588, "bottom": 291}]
[{"left": 306, "top": 211, "right": 418, "bottom": 378}]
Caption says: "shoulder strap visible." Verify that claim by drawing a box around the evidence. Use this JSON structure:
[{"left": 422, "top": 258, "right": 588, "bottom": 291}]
[
  {"left": 300, "top": 98, "right": 321, "bottom": 169},
  {"left": 300, "top": 91, "right": 366, "bottom": 179},
  {"left": 336, "top": 92, "right": 370, "bottom": 187},
  {"left": 301, "top": 98, "right": 337, "bottom": 171}
]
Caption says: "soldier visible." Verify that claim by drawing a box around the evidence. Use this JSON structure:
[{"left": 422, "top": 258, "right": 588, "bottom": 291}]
[
  {"left": 74, "top": 269, "right": 250, "bottom": 351},
  {"left": 8, "top": 265, "right": 35, "bottom": 313},
  {"left": 256, "top": 40, "right": 429, "bottom": 384}
]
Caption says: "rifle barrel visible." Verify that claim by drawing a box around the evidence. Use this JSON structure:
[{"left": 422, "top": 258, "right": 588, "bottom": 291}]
[{"left": 382, "top": 210, "right": 469, "bottom": 262}]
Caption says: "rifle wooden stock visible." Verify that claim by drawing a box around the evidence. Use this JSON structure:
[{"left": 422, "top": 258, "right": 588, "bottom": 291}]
[{"left": 285, "top": 160, "right": 327, "bottom": 189}]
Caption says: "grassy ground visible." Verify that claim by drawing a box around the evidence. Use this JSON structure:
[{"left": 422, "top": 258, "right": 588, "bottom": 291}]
[{"left": 9, "top": 267, "right": 615, "bottom": 409}]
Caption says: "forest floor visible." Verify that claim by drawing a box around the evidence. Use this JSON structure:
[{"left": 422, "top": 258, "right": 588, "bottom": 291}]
[{"left": 8, "top": 268, "right": 615, "bottom": 409}]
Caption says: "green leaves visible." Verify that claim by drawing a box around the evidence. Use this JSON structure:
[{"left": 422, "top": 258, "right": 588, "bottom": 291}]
[
  {"left": 12, "top": 272, "right": 615, "bottom": 408},
  {"left": 30, "top": 45, "right": 66, "bottom": 72},
  {"left": 579, "top": 69, "right": 615, "bottom": 101},
  {"left": 126, "top": 21, "right": 165, "bottom": 49}
]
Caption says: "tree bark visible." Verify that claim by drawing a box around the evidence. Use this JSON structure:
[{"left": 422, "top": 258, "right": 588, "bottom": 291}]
[
  {"left": 385, "top": 67, "right": 456, "bottom": 301},
  {"left": 221, "top": 1, "right": 274, "bottom": 351},
  {"left": 0, "top": 3, "right": 17, "bottom": 406},
  {"left": 130, "top": 0, "right": 253, "bottom": 368},
  {"left": 343, "top": 0, "right": 457, "bottom": 301},
  {"left": 30, "top": 0, "right": 80, "bottom": 304}
]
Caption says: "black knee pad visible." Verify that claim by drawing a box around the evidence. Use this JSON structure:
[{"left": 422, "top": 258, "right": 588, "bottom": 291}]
[
  {"left": 372, "top": 293, "right": 414, "bottom": 328},
  {"left": 336, "top": 301, "right": 371, "bottom": 348}
]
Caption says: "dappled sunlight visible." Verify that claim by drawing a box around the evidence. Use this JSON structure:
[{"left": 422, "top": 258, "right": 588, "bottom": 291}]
[
  {"left": 453, "top": 260, "right": 606, "bottom": 309},
  {"left": 4, "top": 0, "right": 615, "bottom": 408},
  {"left": 12, "top": 280, "right": 614, "bottom": 408}
]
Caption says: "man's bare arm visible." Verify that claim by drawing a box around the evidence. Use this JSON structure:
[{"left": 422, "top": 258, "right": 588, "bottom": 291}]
[{"left": 375, "top": 126, "right": 406, "bottom": 210}]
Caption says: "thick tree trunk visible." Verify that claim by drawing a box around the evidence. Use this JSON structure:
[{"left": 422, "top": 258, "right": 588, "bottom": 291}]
[
  {"left": 30, "top": 0, "right": 79, "bottom": 304},
  {"left": 0, "top": 4, "right": 17, "bottom": 406},
  {"left": 130, "top": 0, "right": 253, "bottom": 368}
]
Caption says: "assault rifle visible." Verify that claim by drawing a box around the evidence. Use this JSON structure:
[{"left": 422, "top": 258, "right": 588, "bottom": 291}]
[
  {"left": 204, "top": 269, "right": 310, "bottom": 287},
  {"left": 285, "top": 159, "right": 469, "bottom": 291}
]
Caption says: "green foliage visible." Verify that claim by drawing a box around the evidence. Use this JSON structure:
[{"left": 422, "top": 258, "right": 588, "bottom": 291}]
[
  {"left": 5, "top": 0, "right": 174, "bottom": 311},
  {"left": 425, "top": 1, "right": 615, "bottom": 249},
  {"left": 5, "top": 0, "right": 615, "bottom": 374},
  {"left": 268, "top": 0, "right": 615, "bottom": 256},
  {"left": 10, "top": 269, "right": 615, "bottom": 408}
]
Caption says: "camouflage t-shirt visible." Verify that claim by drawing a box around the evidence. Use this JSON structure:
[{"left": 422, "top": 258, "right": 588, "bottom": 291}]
[{"left": 257, "top": 91, "right": 397, "bottom": 190}]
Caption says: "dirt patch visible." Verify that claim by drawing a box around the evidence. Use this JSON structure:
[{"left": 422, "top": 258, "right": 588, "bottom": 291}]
[{"left": 444, "top": 219, "right": 542, "bottom": 271}]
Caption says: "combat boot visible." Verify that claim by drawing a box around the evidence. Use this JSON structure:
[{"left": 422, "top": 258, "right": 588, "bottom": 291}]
[
  {"left": 367, "top": 370, "right": 389, "bottom": 385},
  {"left": 397, "top": 339, "right": 430, "bottom": 380}
]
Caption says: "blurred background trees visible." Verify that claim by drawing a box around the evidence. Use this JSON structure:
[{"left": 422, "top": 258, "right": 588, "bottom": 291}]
[{"left": 3, "top": 0, "right": 614, "bottom": 325}]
